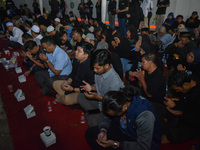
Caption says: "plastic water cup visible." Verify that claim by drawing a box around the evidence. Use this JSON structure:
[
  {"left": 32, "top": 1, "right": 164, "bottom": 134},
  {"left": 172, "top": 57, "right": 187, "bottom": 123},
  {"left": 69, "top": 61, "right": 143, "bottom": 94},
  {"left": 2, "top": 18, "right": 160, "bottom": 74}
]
[
  {"left": 43, "top": 126, "right": 51, "bottom": 136},
  {"left": 5, "top": 65, "right": 9, "bottom": 71}
]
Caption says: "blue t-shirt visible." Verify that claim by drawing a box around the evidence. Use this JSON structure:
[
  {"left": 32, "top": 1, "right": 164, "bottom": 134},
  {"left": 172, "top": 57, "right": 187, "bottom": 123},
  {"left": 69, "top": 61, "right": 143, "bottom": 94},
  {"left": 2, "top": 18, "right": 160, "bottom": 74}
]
[
  {"left": 46, "top": 45, "right": 72, "bottom": 77},
  {"left": 66, "top": 26, "right": 73, "bottom": 42}
]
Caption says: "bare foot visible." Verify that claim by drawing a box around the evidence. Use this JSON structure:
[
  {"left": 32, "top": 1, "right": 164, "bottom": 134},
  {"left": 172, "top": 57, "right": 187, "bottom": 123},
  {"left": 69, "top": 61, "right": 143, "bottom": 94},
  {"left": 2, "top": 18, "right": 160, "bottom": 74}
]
[
  {"left": 8, "top": 46, "right": 13, "bottom": 50},
  {"left": 161, "top": 135, "right": 170, "bottom": 144}
]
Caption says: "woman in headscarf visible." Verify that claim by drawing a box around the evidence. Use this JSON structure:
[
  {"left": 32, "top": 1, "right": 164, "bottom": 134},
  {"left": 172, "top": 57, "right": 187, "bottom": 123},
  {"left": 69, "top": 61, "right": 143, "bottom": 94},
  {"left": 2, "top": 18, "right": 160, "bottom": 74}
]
[
  {"left": 101, "top": 29, "right": 114, "bottom": 51},
  {"left": 157, "top": 25, "right": 166, "bottom": 41},
  {"left": 177, "top": 48, "right": 200, "bottom": 79},
  {"left": 126, "top": 24, "right": 138, "bottom": 45},
  {"left": 112, "top": 31, "right": 133, "bottom": 73}
]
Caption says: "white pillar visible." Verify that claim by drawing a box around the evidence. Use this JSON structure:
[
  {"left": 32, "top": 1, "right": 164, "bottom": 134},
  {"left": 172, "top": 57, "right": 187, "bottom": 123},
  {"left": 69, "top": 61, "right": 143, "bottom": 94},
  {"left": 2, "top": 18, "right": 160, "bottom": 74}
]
[
  {"left": 101, "top": 0, "right": 107, "bottom": 23},
  {"left": 39, "top": 0, "right": 43, "bottom": 15}
]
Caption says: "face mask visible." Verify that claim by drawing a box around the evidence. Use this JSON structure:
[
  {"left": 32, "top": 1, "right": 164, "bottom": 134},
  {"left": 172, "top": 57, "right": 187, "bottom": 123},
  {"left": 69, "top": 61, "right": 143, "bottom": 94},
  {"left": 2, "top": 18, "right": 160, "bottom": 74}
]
[{"left": 168, "top": 16, "right": 172, "bottom": 19}]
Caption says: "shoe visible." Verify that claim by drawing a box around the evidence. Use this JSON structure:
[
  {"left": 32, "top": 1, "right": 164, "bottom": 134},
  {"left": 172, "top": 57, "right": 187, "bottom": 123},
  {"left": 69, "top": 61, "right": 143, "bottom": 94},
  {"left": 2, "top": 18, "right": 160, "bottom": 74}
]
[
  {"left": 40, "top": 87, "right": 51, "bottom": 95},
  {"left": 45, "top": 92, "right": 56, "bottom": 97},
  {"left": 21, "top": 62, "right": 27, "bottom": 66}
]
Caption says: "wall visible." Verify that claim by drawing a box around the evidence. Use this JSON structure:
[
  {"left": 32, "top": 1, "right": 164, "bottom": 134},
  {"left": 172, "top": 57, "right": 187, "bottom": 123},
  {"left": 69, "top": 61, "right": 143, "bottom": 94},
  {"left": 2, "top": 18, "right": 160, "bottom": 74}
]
[{"left": 12, "top": 0, "right": 200, "bottom": 28}]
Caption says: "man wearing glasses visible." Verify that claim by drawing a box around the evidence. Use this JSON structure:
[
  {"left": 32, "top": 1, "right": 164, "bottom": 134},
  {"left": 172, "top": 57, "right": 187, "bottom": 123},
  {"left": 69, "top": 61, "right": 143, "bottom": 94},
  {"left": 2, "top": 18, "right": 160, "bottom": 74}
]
[{"left": 34, "top": 36, "right": 72, "bottom": 96}]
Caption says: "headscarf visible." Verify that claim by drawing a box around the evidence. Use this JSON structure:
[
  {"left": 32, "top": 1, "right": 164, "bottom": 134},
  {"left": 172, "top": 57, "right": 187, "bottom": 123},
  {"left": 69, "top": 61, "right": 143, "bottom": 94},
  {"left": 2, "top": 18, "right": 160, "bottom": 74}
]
[
  {"left": 191, "top": 48, "right": 200, "bottom": 65},
  {"left": 140, "top": 34, "right": 154, "bottom": 53}
]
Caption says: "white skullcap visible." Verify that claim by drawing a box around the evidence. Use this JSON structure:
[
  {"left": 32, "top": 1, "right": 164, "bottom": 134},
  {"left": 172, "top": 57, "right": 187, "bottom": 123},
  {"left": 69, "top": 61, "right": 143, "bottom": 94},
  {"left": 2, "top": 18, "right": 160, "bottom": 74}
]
[
  {"left": 54, "top": 18, "right": 60, "bottom": 22},
  {"left": 47, "top": 25, "right": 55, "bottom": 32},
  {"left": 6, "top": 22, "right": 13, "bottom": 27},
  {"left": 31, "top": 25, "right": 40, "bottom": 33}
]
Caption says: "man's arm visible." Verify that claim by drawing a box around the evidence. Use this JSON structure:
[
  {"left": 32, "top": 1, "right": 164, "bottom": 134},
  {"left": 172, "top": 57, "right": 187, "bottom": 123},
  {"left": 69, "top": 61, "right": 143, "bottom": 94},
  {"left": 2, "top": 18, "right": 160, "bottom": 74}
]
[
  {"left": 135, "top": 69, "right": 152, "bottom": 97},
  {"left": 10, "top": 30, "right": 21, "bottom": 42},
  {"left": 46, "top": 61, "right": 62, "bottom": 75},
  {"left": 26, "top": 53, "right": 44, "bottom": 68}
]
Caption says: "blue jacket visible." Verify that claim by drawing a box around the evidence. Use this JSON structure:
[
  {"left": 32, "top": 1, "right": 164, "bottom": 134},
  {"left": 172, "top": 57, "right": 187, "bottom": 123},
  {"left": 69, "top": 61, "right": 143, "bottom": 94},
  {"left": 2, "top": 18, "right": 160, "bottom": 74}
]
[
  {"left": 163, "top": 12, "right": 176, "bottom": 29},
  {"left": 99, "top": 96, "right": 161, "bottom": 150}
]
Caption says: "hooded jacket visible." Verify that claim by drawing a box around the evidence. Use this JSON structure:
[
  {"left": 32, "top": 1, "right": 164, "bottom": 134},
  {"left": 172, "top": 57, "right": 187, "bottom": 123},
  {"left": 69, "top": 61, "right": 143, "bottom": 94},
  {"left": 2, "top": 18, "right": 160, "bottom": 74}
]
[{"left": 162, "top": 12, "right": 177, "bottom": 29}]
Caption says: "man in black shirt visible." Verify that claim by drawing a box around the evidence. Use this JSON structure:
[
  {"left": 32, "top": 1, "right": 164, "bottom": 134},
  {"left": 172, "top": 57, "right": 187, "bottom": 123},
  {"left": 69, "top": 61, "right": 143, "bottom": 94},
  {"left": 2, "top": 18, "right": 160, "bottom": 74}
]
[
  {"left": 156, "top": 0, "right": 170, "bottom": 32},
  {"left": 116, "top": 0, "right": 128, "bottom": 36},
  {"left": 68, "top": 28, "right": 85, "bottom": 59},
  {"left": 85, "top": 0, "right": 93, "bottom": 19},
  {"left": 108, "top": 0, "right": 116, "bottom": 29},
  {"left": 47, "top": 25, "right": 62, "bottom": 46},
  {"left": 23, "top": 40, "right": 46, "bottom": 76},
  {"left": 135, "top": 53, "right": 166, "bottom": 103},
  {"left": 53, "top": 42, "right": 94, "bottom": 106},
  {"left": 162, "top": 71, "right": 200, "bottom": 143}
]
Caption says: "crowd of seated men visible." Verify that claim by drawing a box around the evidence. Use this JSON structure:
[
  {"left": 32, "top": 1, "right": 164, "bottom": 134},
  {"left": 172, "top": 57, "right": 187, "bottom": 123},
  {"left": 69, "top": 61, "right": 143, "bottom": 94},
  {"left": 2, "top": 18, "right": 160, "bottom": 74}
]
[{"left": 1, "top": 2, "right": 200, "bottom": 149}]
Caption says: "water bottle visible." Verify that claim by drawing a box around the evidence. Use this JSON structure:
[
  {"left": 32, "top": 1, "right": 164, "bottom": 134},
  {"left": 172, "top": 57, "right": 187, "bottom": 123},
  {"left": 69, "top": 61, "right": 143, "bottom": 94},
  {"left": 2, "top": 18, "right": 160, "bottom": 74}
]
[
  {"left": 166, "top": 85, "right": 168, "bottom": 97},
  {"left": 137, "top": 62, "right": 142, "bottom": 69},
  {"left": 80, "top": 112, "right": 85, "bottom": 124},
  {"left": 162, "top": 54, "right": 166, "bottom": 63},
  {"left": 162, "top": 54, "right": 167, "bottom": 67},
  {"left": 48, "top": 101, "right": 52, "bottom": 112}
]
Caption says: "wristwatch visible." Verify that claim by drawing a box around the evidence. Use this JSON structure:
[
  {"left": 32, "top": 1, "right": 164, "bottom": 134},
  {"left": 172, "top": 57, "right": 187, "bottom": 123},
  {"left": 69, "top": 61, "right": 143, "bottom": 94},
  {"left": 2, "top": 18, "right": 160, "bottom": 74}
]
[
  {"left": 46, "top": 60, "right": 49, "bottom": 64},
  {"left": 113, "top": 141, "right": 118, "bottom": 149},
  {"left": 71, "top": 88, "right": 75, "bottom": 93}
]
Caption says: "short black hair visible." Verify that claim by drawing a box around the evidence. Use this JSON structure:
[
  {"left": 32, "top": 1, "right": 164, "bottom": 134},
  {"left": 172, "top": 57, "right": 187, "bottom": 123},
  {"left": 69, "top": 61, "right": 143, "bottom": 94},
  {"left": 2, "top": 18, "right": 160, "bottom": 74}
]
[
  {"left": 60, "top": 31, "right": 68, "bottom": 37},
  {"left": 41, "top": 36, "right": 55, "bottom": 45},
  {"left": 72, "top": 28, "right": 83, "bottom": 36},
  {"left": 176, "top": 15, "right": 183, "bottom": 19},
  {"left": 22, "top": 33, "right": 33, "bottom": 40},
  {"left": 69, "top": 11, "right": 73, "bottom": 14},
  {"left": 90, "top": 49, "right": 111, "bottom": 68},
  {"left": 24, "top": 4, "right": 28, "bottom": 7},
  {"left": 166, "top": 27, "right": 173, "bottom": 33},
  {"left": 79, "top": 42, "right": 93, "bottom": 56},
  {"left": 102, "top": 87, "right": 136, "bottom": 113},
  {"left": 24, "top": 40, "right": 37, "bottom": 51},
  {"left": 142, "top": 53, "right": 157, "bottom": 64},
  {"left": 192, "top": 11, "right": 198, "bottom": 15},
  {"left": 168, "top": 71, "right": 191, "bottom": 87},
  {"left": 141, "top": 27, "right": 149, "bottom": 32},
  {"left": 81, "top": 16, "right": 86, "bottom": 20},
  {"left": 25, "top": 20, "right": 33, "bottom": 28}
]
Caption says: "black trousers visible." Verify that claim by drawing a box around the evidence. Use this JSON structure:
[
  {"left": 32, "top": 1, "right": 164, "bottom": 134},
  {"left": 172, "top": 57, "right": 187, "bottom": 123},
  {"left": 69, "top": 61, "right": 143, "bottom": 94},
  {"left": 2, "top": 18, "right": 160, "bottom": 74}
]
[
  {"left": 85, "top": 120, "right": 133, "bottom": 150},
  {"left": 34, "top": 70, "right": 68, "bottom": 94},
  {"left": 7, "top": 40, "right": 21, "bottom": 49}
]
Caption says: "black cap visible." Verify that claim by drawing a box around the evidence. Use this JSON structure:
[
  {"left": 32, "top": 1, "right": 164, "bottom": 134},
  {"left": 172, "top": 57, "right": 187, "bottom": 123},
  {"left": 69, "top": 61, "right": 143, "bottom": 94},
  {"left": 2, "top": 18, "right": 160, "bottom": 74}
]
[
  {"left": 141, "top": 28, "right": 149, "bottom": 32},
  {"left": 94, "top": 27, "right": 101, "bottom": 34},
  {"left": 25, "top": 20, "right": 33, "bottom": 28},
  {"left": 180, "top": 32, "right": 190, "bottom": 38},
  {"left": 63, "top": 22, "right": 71, "bottom": 26}
]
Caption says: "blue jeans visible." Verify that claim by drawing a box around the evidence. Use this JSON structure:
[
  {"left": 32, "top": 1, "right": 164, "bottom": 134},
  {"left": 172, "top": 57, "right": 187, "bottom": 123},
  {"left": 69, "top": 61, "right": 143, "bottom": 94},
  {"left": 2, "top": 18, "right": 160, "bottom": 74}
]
[
  {"left": 109, "top": 12, "right": 115, "bottom": 29},
  {"left": 118, "top": 18, "right": 127, "bottom": 36},
  {"left": 120, "top": 58, "right": 132, "bottom": 73},
  {"left": 187, "top": 28, "right": 195, "bottom": 39},
  {"left": 26, "top": 59, "right": 44, "bottom": 74}
]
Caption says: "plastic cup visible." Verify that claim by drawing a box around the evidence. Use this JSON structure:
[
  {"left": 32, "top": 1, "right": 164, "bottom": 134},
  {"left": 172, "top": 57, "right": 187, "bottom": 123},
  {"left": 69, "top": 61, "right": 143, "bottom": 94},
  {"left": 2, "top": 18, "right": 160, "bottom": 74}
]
[
  {"left": 5, "top": 65, "right": 9, "bottom": 71},
  {"left": 8, "top": 85, "right": 13, "bottom": 92},
  {"left": 43, "top": 126, "right": 51, "bottom": 136}
]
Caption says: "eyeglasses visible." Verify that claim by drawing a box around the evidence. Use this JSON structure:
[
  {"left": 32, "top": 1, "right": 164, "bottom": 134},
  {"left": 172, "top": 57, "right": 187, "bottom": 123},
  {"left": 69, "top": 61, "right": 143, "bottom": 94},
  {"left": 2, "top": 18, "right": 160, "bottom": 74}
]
[{"left": 43, "top": 44, "right": 51, "bottom": 50}]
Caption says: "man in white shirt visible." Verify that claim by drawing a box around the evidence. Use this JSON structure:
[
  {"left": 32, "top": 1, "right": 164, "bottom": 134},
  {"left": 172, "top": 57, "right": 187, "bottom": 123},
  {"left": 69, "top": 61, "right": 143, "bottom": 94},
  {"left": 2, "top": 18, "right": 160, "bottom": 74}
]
[
  {"left": 54, "top": 18, "right": 63, "bottom": 32},
  {"left": 140, "top": 0, "right": 153, "bottom": 28},
  {"left": 31, "top": 25, "right": 43, "bottom": 45},
  {"left": 5, "top": 22, "right": 24, "bottom": 49}
]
